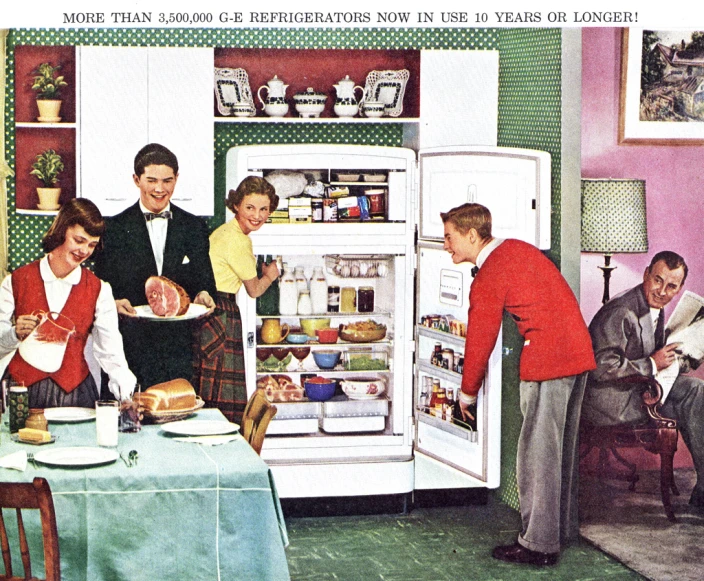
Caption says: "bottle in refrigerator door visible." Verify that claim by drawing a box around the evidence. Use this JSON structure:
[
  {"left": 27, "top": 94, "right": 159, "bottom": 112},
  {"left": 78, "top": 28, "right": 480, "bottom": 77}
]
[
  {"left": 279, "top": 264, "right": 298, "bottom": 316},
  {"left": 310, "top": 267, "right": 328, "bottom": 314}
]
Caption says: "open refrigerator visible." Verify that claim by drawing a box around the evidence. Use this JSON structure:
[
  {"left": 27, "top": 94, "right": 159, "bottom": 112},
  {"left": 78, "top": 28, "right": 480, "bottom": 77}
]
[{"left": 228, "top": 143, "right": 551, "bottom": 498}]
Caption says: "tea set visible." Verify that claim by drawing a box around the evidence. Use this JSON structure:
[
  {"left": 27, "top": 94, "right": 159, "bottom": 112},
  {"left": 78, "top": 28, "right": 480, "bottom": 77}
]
[{"left": 249, "top": 74, "right": 387, "bottom": 118}]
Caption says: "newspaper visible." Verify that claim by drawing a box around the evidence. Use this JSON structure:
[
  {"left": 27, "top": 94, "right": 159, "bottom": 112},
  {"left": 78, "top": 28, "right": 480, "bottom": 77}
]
[{"left": 656, "top": 291, "right": 704, "bottom": 401}]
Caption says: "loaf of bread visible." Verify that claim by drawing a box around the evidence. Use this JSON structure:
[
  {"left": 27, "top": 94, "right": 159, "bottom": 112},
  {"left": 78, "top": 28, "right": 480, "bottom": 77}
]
[
  {"left": 133, "top": 379, "right": 197, "bottom": 412},
  {"left": 18, "top": 427, "right": 52, "bottom": 443}
]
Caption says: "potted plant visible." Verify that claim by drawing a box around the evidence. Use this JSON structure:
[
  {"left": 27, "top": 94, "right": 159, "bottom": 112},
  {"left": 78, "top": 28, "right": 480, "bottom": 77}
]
[
  {"left": 30, "top": 149, "right": 64, "bottom": 210},
  {"left": 31, "top": 62, "right": 68, "bottom": 122}
]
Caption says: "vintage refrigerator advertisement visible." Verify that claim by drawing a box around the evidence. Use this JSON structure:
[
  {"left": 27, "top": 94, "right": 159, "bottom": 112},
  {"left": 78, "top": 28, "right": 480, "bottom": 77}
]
[{"left": 227, "top": 143, "right": 551, "bottom": 498}]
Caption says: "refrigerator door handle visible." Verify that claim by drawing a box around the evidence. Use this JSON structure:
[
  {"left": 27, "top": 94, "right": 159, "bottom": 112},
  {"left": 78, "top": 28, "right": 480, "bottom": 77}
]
[
  {"left": 247, "top": 332, "right": 255, "bottom": 349},
  {"left": 467, "top": 184, "right": 477, "bottom": 202}
]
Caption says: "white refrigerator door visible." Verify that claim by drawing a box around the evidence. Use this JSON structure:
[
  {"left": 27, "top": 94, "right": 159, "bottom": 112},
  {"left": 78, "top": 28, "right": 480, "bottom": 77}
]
[
  {"left": 418, "top": 146, "right": 551, "bottom": 249},
  {"left": 413, "top": 243, "right": 502, "bottom": 488}
]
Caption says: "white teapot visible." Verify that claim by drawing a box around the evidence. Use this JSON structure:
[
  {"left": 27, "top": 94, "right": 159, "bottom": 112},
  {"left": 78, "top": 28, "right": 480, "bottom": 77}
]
[
  {"left": 333, "top": 75, "right": 365, "bottom": 117},
  {"left": 257, "top": 75, "right": 289, "bottom": 117}
]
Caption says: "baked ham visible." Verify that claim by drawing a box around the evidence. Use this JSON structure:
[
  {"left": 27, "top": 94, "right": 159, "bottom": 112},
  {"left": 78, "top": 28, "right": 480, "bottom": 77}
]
[
  {"left": 133, "top": 379, "right": 197, "bottom": 412},
  {"left": 145, "top": 276, "right": 190, "bottom": 317},
  {"left": 257, "top": 374, "right": 305, "bottom": 402}
]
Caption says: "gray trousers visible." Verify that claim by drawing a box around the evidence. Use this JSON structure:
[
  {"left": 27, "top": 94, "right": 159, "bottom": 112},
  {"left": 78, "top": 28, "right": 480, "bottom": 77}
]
[
  {"left": 661, "top": 375, "right": 704, "bottom": 495},
  {"left": 516, "top": 374, "right": 587, "bottom": 554}
]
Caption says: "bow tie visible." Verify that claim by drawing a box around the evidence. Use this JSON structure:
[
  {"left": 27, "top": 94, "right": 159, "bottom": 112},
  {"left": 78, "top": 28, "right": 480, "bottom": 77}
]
[
  {"left": 144, "top": 211, "right": 172, "bottom": 221},
  {"left": 471, "top": 266, "right": 479, "bottom": 278}
]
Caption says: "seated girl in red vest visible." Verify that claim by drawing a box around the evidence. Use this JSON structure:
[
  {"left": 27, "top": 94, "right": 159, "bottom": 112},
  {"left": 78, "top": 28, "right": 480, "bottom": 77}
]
[{"left": 0, "top": 199, "right": 136, "bottom": 408}]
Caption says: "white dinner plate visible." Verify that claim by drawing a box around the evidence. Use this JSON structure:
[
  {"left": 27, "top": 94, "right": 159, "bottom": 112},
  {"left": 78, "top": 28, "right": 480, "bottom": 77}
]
[
  {"left": 33, "top": 446, "right": 118, "bottom": 467},
  {"left": 44, "top": 407, "right": 96, "bottom": 423},
  {"left": 134, "top": 303, "right": 209, "bottom": 321},
  {"left": 161, "top": 420, "right": 240, "bottom": 437}
]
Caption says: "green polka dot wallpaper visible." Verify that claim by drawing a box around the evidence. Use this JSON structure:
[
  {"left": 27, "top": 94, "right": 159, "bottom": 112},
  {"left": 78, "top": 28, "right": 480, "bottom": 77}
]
[{"left": 4, "top": 27, "right": 564, "bottom": 510}]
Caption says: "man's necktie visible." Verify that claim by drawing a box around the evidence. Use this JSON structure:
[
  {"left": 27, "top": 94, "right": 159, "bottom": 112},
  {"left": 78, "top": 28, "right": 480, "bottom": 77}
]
[
  {"left": 655, "top": 310, "right": 665, "bottom": 350},
  {"left": 471, "top": 266, "right": 479, "bottom": 278},
  {"left": 144, "top": 211, "right": 173, "bottom": 221}
]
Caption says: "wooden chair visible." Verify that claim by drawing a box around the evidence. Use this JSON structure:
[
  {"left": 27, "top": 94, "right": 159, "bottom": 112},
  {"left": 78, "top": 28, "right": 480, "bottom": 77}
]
[
  {"left": 0, "top": 477, "right": 61, "bottom": 581},
  {"left": 241, "top": 389, "right": 278, "bottom": 455},
  {"left": 580, "top": 376, "right": 679, "bottom": 522}
]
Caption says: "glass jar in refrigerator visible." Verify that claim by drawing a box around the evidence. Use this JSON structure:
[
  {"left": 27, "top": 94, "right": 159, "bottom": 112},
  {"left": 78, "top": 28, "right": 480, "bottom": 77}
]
[
  {"left": 327, "top": 285, "right": 340, "bottom": 313},
  {"left": 340, "top": 287, "right": 356, "bottom": 313},
  {"left": 357, "top": 286, "right": 375, "bottom": 313},
  {"left": 297, "top": 290, "right": 313, "bottom": 315}
]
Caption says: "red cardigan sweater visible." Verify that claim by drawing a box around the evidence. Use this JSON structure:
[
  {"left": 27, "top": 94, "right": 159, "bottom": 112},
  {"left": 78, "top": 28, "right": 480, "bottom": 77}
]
[
  {"left": 9, "top": 261, "right": 101, "bottom": 392},
  {"left": 461, "top": 239, "right": 596, "bottom": 397}
]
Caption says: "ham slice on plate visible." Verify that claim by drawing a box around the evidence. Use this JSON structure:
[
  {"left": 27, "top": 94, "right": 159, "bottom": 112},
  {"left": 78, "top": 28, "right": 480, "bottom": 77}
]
[{"left": 145, "top": 276, "right": 191, "bottom": 317}]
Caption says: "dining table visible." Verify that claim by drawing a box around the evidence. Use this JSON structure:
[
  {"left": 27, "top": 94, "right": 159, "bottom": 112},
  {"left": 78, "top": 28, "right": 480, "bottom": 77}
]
[{"left": 0, "top": 407, "right": 290, "bottom": 581}]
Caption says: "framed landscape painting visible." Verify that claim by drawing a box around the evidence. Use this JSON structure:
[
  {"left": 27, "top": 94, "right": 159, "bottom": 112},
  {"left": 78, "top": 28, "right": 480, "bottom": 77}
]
[{"left": 619, "top": 28, "right": 704, "bottom": 144}]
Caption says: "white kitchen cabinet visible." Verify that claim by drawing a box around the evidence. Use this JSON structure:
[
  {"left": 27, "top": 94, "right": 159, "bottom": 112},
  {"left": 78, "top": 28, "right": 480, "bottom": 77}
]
[{"left": 78, "top": 47, "right": 214, "bottom": 216}]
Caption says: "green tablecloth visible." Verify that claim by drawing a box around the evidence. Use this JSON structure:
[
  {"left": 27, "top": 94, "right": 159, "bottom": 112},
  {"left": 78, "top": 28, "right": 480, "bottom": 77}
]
[{"left": 0, "top": 408, "right": 290, "bottom": 581}]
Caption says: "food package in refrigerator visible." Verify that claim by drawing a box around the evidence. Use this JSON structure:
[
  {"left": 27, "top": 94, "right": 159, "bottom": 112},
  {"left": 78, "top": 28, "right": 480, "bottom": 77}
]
[
  {"left": 337, "top": 196, "right": 361, "bottom": 220},
  {"left": 343, "top": 347, "right": 389, "bottom": 371}
]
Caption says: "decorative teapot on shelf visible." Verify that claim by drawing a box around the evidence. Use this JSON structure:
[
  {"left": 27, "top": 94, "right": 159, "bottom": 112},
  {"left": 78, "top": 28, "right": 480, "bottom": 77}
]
[
  {"left": 333, "top": 75, "right": 366, "bottom": 118},
  {"left": 260, "top": 318, "right": 290, "bottom": 345},
  {"left": 257, "top": 75, "right": 289, "bottom": 117}
]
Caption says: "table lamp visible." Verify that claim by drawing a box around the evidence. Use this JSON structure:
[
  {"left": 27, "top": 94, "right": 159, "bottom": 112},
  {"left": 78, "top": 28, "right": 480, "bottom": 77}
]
[{"left": 581, "top": 178, "right": 648, "bottom": 304}]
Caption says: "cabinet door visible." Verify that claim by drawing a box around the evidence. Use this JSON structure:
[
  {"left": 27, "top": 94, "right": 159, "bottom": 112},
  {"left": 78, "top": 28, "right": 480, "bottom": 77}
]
[
  {"left": 79, "top": 47, "right": 214, "bottom": 216},
  {"left": 419, "top": 50, "right": 498, "bottom": 149},
  {"left": 79, "top": 46, "right": 148, "bottom": 216},
  {"left": 147, "top": 48, "right": 214, "bottom": 214}
]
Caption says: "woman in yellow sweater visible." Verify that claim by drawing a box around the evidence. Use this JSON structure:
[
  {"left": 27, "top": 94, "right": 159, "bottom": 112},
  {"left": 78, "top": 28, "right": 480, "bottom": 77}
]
[{"left": 193, "top": 176, "right": 279, "bottom": 422}]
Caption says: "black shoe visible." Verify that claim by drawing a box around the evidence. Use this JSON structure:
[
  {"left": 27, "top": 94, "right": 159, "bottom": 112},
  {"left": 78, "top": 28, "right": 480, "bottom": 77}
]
[
  {"left": 689, "top": 487, "right": 704, "bottom": 507},
  {"left": 492, "top": 542, "right": 559, "bottom": 567}
]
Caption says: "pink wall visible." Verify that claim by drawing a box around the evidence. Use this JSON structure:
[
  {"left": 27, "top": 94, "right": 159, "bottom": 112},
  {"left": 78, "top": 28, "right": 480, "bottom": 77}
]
[{"left": 581, "top": 28, "right": 701, "bottom": 469}]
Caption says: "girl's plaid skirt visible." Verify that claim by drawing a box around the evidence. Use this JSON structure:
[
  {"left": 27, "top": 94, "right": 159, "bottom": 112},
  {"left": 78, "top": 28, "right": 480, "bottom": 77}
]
[{"left": 192, "top": 292, "right": 247, "bottom": 423}]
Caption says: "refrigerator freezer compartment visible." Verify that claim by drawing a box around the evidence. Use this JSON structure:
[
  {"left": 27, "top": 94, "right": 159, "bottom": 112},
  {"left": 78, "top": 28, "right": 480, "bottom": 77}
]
[
  {"left": 323, "top": 396, "right": 389, "bottom": 417},
  {"left": 320, "top": 415, "right": 386, "bottom": 433}
]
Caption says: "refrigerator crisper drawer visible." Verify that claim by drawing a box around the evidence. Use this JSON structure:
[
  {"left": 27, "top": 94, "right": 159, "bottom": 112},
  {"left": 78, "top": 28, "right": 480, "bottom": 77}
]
[
  {"left": 320, "top": 397, "right": 389, "bottom": 433},
  {"left": 268, "top": 401, "right": 321, "bottom": 435}
]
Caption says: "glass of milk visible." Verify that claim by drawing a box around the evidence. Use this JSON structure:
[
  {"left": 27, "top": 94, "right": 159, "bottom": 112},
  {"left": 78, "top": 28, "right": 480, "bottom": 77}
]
[{"left": 95, "top": 400, "right": 119, "bottom": 448}]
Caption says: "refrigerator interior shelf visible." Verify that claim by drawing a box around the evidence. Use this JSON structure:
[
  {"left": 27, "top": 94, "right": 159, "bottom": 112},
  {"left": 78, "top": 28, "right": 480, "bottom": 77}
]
[
  {"left": 257, "top": 311, "right": 393, "bottom": 320},
  {"left": 417, "top": 411, "right": 477, "bottom": 442}
]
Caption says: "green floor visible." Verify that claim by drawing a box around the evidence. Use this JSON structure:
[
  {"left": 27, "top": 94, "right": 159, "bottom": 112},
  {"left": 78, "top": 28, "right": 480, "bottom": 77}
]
[{"left": 284, "top": 498, "right": 645, "bottom": 581}]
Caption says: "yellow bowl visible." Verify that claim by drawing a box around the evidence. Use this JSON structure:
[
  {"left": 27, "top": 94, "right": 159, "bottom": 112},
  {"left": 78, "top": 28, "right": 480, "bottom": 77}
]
[{"left": 300, "top": 318, "right": 331, "bottom": 338}]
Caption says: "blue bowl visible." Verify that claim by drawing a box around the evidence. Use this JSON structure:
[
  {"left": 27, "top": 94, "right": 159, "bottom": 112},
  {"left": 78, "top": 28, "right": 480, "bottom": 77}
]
[
  {"left": 286, "top": 333, "right": 309, "bottom": 344},
  {"left": 303, "top": 378, "right": 336, "bottom": 402},
  {"left": 312, "top": 350, "right": 341, "bottom": 370}
]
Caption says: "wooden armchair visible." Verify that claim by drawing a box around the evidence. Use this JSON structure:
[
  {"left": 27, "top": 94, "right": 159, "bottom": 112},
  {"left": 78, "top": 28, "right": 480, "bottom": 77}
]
[
  {"left": 241, "top": 389, "right": 278, "bottom": 455},
  {"left": 0, "top": 477, "right": 61, "bottom": 581},
  {"left": 580, "top": 376, "right": 679, "bottom": 522}
]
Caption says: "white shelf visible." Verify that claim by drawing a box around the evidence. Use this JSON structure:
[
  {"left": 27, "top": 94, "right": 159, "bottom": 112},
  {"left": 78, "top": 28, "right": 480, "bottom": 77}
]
[
  {"left": 16, "top": 122, "right": 76, "bottom": 129},
  {"left": 215, "top": 116, "right": 419, "bottom": 124},
  {"left": 15, "top": 208, "right": 59, "bottom": 216}
]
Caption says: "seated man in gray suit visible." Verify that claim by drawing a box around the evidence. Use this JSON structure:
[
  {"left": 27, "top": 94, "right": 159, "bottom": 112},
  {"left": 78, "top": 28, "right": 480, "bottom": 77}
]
[{"left": 583, "top": 250, "right": 704, "bottom": 507}]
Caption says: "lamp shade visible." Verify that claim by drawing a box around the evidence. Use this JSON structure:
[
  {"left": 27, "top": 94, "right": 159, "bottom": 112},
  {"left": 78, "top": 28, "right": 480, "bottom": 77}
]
[{"left": 581, "top": 178, "right": 648, "bottom": 253}]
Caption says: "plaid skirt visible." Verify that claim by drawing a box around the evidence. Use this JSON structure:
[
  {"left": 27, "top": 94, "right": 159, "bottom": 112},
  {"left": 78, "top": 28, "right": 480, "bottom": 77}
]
[{"left": 192, "top": 292, "right": 247, "bottom": 423}]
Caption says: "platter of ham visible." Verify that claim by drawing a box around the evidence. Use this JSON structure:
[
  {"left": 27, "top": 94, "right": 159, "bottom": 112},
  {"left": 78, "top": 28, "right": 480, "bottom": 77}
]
[{"left": 134, "top": 303, "right": 209, "bottom": 321}]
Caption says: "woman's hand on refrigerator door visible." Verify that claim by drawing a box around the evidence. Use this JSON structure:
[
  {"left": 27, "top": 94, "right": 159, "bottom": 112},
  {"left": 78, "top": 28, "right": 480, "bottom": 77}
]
[{"left": 14, "top": 314, "right": 40, "bottom": 340}]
